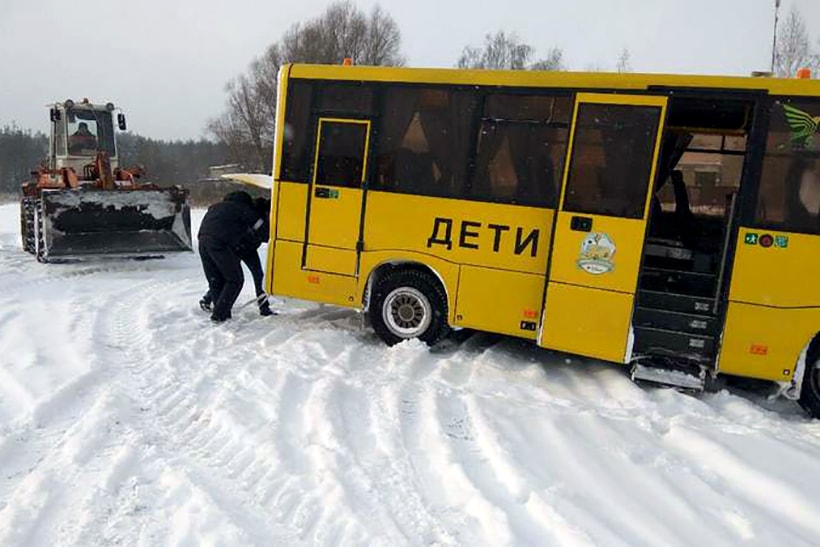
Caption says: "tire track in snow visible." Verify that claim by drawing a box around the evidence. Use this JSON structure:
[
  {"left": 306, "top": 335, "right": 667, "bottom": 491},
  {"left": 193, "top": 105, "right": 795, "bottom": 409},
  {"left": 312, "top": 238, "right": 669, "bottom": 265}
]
[
  {"left": 248, "top": 325, "right": 441, "bottom": 544},
  {"left": 417, "top": 339, "right": 596, "bottom": 546},
  {"left": 0, "top": 281, "right": 157, "bottom": 546},
  {"left": 120, "top": 297, "right": 382, "bottom": 543},
  {"left": 96, "top": 280, "right": 300, "bottom": 545},
  {"left": 311, "top": 340, "right": 462, "bottom": 546},
  {"left": 389, "top": 343, "right": 515, "bottom": 545},
  {"left": 662, "top": 424, "right": 820, "bottom": 545}
]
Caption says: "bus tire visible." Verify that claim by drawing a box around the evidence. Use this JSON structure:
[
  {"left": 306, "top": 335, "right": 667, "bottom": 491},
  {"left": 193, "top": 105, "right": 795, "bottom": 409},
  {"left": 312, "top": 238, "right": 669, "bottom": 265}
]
[
  {"left": 799, "top": 345, "right": 820, "bottom": 419},
  {"left": 370, "top": 269, "right": 450, "bottom": 347}
]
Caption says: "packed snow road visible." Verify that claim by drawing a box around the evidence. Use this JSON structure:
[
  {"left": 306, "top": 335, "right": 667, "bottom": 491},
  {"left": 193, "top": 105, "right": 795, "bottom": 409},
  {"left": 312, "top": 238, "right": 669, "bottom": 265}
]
[{"left": 0, "top": 203, "right": 818, "bottom": 546}]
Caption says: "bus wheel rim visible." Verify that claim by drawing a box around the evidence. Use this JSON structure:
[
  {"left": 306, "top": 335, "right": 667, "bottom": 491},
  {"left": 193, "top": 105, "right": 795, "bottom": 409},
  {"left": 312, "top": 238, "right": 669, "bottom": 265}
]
[{"left": 383, "top": 287, "right": 432, "bottom": 339}]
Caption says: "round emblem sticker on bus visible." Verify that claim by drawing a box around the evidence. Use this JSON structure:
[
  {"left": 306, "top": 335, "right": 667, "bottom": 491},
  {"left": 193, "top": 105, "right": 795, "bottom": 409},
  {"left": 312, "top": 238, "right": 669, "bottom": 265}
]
[{"left": 577, "top": 233, "right": 616, "bottom": 274}]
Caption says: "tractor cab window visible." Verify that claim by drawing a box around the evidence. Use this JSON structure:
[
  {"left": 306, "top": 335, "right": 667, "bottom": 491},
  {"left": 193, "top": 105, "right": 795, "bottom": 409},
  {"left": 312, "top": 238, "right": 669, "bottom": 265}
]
[
  {"left": 54, "top": 116, "right": 67, "bottom": 157},
  {"left": 65, "top": 109, "right": 115, "bottom": 157}
]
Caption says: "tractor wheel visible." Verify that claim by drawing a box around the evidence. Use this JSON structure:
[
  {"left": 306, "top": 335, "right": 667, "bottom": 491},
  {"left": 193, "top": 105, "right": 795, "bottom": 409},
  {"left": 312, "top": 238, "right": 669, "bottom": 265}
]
[
  {"left": 34, "top": 199, "right": 47, "bottom": 263},
  {"left": 20, "top": 198, "right": 36, "bottom": 254},
  {"left": 20, "top": 199, "right": 28, "bottom": 252},
  {"left": 370, "top": 269, "right": 450, "bottom": 347}
]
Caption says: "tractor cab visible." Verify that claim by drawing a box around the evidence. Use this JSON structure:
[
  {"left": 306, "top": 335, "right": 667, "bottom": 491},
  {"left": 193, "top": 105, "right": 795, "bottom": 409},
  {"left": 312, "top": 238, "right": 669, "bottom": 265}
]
[{"left": 48, "top": 99, "right": 125, "bottom": 175}]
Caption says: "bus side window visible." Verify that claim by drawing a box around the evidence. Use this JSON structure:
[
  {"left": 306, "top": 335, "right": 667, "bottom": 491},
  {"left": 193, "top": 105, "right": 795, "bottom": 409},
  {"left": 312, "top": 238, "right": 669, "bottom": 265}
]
[
  {"left": 563, "top": 103, "right": 661, "bottom": 219},
  {"left": 281, "top": 81, "right": 314, "bottom": 182},
  {"left": 373, "top": 86, "right": 477, "bottom": 198},
  {"left": 754, "top": 100, "right": 820, "bottom": 234},
  {"left": 315, "top": 122, "right": 368, "bottom": 188},
  {"left": 470, "top": 94, "right": 570, "bottom": 208},
  {"left": 320, "top": 84, "right": 373, "bottom": 114}
]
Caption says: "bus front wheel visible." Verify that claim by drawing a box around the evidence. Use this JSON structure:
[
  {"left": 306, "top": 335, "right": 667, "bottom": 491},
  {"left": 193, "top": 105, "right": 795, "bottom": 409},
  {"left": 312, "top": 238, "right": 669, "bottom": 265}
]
[
  {"left": 799, "top": 349, "right": 820, "bottom": 419},
  {"left": 370, "top": 269, "right": 450, "bottom": 347}
]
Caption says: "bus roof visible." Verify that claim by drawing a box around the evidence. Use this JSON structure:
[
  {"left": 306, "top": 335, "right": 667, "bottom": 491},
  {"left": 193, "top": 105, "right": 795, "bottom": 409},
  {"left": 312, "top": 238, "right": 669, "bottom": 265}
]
[{"left": 287, "top": 64, "right": 820, "bottom": 97}]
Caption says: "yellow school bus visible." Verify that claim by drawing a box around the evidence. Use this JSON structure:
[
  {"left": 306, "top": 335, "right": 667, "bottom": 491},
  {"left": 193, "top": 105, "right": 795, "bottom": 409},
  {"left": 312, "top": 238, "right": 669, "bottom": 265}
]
[{"left": 264, "top": 63, "right": 820, "bottom": 417}]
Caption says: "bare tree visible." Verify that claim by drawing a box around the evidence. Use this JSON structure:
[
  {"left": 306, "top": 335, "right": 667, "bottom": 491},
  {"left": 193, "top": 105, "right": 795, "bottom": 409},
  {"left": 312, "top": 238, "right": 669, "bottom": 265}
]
[
  {"left": 616, "top": 48, "right": 632, "bottom": 73},
  {"left": 774, "top": 7, "right": 819, "bottom": 77},
  {"left": 207, "top": 75, "right": 272, "bottom": 172},
  {"left": 583, "top": 63, "right": 606, "bottom": 72},
  {"left": 457, "top": 31, "right": 565, "bottom": 71},
  {"left": 530, "top": 47, "right": 565, "bottom": 71},
  {"left": 210, "top": 1, "right": 404, "bottom": 171},
  {"left": 458, "top": 31, "right": 532, "bottom": 70},
  {"left": 361, "top": 5, "right": 405, "bottom": 66}
]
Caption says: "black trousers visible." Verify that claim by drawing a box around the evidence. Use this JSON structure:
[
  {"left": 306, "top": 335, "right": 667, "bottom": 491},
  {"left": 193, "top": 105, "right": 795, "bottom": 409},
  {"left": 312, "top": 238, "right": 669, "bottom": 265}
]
[
  {"left": 199, "top": 235, "right": 244, "bottom": 320},
  {"left": 201, "top": 246, "right": 265, "bottom": 309},
  {"left": 240, "top": 247, "right": 265, "bottom": 299}
]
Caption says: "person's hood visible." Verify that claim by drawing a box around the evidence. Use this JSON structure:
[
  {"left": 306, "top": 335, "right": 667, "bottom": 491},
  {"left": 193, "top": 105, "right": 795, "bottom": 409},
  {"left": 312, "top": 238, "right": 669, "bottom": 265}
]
[
  {"left": 253, "top": 197, "right": 271, "bottom": 216},
  {"left": 223, "top": 191, "right": 253, "bottom": 207}
]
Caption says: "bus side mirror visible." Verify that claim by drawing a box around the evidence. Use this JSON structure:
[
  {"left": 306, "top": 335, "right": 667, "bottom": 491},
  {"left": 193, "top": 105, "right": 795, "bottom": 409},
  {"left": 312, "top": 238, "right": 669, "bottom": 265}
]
[
  {"left": 117, "top": 113, "right": 127, "bottom": 131},
  {"left": 50, "top": 108, "right": 61, "bottom": 122}
]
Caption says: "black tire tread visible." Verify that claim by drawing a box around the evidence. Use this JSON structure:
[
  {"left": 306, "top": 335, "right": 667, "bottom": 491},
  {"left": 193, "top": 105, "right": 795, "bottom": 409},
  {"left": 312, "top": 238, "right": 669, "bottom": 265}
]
[
  {"left": 798, "top": 343, "right": 820, "bottom": 419},
  {"left": 370, "top": 268, "right": 450, "bottom": 347}
]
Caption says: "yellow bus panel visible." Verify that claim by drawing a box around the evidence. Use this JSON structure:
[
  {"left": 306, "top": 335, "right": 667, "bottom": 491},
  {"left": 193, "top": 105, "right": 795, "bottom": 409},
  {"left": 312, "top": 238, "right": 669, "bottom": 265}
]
[
  {"left": 272, "top": 240, "right": 358, "bottom": 308},
  {"left": 363, "top": 191, "right": 554, "bottom": 275},
  {"left": 307, "top": 186, "right": 364, "bottom": 249},
  {"left": 730, "top": 228, "right": 820, "bottom": 308},
  {"left": 547, "top": 213, "right": 651, "bottom": 295},
  {"left": 718, "top": 302, "right": 820, "bottom": 381},
  {"left": 276, "top": 182, "right": 308, "bottom": 242},
  {"left": 455, "top": 266, "right": 544, "bottom": 339},
  {"left": 304, "top": 245, "right": 358, "bottom": 277},
  {"left": 265, "top": 180, "right": 280, "bottom": 294},
  {"left": 541, "top": 282, "right": 633, "bottom": 363}
]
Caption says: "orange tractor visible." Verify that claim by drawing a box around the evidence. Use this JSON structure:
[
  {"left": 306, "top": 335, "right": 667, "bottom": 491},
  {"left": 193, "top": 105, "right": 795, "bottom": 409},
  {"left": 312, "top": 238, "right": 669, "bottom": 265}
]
[{"left": 20, "top": 99, "right": 192, "bottom": 262}]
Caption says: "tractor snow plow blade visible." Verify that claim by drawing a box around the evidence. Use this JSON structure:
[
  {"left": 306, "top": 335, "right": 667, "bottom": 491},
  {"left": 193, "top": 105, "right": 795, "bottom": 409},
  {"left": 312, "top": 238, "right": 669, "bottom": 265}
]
[{"left": 38, "top": 188, "right": 192, "bottom": 261}]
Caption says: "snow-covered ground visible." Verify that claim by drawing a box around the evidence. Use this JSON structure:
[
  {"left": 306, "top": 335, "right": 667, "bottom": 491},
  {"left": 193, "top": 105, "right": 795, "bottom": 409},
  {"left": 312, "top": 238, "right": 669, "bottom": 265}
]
[{"left": 0, "top": 202, "right": 819, "bottom": 546}]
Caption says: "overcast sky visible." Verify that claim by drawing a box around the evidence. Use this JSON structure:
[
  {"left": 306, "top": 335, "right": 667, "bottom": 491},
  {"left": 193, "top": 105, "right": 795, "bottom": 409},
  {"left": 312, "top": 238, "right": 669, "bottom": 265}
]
[{"left": 1, "top": 0, "right": 817, "bottom": 140}]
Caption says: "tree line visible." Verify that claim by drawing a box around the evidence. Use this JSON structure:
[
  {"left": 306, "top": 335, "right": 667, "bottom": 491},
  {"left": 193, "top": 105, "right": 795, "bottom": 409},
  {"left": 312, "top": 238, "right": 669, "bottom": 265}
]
[
  {"left": 2, "top": 1, "right": 818, "bottom": 202},
  {"left": 0, "top": 128, "right": 233, "bottom": 204},
  {"left": 0, "top": 125, "right": 47, "bottom": 200}
]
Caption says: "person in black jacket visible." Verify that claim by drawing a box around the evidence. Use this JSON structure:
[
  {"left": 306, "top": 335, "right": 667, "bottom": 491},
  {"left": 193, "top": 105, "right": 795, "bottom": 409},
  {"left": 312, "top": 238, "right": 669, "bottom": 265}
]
[
  {"left": 198, "top": 191, "right": 265, "bottom": 322},
  {"left": 199, "top": 197, "right": 273, "bottom": 317}
]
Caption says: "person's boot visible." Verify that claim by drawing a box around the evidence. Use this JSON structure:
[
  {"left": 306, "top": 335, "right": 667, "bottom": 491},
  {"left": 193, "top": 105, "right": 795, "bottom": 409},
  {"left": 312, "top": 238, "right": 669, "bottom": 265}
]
[
  {"left": 259, "top": 302, "right": 275, "bottom": 316},
  {"left": 199, "top": 299, "right": 211, "bottom": 312}
]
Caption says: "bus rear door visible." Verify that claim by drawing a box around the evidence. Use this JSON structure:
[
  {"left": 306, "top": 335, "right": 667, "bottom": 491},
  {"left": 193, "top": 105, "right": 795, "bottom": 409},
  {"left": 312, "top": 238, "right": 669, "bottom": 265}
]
[
  {"left": 304, "top": 118, "right": 371, "bottom": 276},
  {"left": 539, "top": 93, "right": 668, "bottom": 363}
]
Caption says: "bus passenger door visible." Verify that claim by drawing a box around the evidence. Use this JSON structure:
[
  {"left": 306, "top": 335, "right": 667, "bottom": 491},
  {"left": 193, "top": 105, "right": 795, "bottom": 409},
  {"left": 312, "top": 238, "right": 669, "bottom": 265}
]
[
  {"left": 304, "top": 118, "right": 371, "bottom": 276},
  {"left": 539, "top": 93, "right": 668, "bottom": 363}
]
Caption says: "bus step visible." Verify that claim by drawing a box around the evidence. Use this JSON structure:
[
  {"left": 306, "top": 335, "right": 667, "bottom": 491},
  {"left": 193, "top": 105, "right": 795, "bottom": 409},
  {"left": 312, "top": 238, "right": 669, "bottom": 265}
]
[
  {"left": 636, "top": 290, "right": 716, "bottom": 316},
  {"left": 630, "top": 361, "right": 706, "bottom": 391},
  {"left": 639, "top": 267, "right": 717, "bottom": 298},
  {"left": 632, "top": 326, "right": 716, "bottom": 363},
  {"left": 632, "top": 307, "right": 721, "bottom": 336}
]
